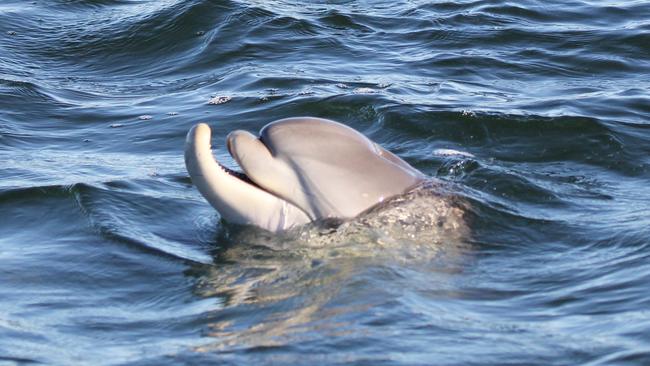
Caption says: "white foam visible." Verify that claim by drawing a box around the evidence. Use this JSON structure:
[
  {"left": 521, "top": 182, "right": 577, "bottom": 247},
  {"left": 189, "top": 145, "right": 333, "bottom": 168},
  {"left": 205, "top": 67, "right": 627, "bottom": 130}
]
[
  {"left": 208, "top": 96, "right": 232, "bottom": 105},
  {"left": 433, "top": 148, "right": 475, "bottom": 158}
]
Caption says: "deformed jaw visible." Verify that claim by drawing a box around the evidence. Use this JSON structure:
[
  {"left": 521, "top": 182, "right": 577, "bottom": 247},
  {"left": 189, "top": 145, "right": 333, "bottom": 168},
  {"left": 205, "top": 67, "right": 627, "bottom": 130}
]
[
  {"left": 186, "top": 118, "right": 428, "bottom": 232},
  {"left": 184, "top": 123, "right": 310, "bottom": 232}
]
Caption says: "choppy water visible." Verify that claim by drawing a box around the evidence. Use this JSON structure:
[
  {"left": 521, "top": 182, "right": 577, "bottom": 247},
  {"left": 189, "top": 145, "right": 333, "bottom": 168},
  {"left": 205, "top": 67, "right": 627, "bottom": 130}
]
[{"left": 2, "top": 0, "right": 650, "bottom": 364}]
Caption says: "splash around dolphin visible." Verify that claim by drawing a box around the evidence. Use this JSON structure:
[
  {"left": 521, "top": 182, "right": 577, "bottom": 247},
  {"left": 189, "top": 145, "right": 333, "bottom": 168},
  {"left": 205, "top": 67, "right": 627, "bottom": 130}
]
[{"left": 185, "top": 117, "right": 430, "bottom": 232}]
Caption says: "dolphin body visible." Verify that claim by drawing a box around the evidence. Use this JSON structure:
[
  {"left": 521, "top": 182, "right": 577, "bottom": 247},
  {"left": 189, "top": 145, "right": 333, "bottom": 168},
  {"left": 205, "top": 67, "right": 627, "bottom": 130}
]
[{"left": 185, "top": 117, "right": 427, "bottom": 232}]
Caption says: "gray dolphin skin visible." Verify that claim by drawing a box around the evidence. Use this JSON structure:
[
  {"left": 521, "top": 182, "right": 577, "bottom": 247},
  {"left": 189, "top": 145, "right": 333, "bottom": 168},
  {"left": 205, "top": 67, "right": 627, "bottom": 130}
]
[{"left": 185, "top": 117, "right": 426, "bottom": 232}]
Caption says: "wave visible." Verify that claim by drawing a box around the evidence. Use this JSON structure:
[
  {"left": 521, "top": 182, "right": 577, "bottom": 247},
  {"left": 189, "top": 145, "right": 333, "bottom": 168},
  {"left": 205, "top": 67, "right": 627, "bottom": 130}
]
[{"left": 0, "top": 180, "right": 214, "bottom": 264}]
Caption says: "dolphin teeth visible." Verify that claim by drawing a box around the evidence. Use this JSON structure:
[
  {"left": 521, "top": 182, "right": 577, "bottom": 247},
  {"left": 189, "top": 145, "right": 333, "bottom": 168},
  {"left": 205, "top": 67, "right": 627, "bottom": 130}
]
[{"left": 216, "top": 160, "right": 258, "bottom": 187}]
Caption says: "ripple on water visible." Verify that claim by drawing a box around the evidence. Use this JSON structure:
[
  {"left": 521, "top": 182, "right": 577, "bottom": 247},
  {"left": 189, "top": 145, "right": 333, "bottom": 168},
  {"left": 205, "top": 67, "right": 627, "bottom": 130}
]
[{"left": 1, "top": 0, "right": 650, "bottom": 364}]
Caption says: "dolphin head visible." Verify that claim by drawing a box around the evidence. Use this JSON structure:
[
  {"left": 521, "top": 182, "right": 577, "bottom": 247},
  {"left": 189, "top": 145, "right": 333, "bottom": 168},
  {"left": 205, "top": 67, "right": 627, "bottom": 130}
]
[{"left": 185, "top": 117, "right": 425, "bottom": 232}]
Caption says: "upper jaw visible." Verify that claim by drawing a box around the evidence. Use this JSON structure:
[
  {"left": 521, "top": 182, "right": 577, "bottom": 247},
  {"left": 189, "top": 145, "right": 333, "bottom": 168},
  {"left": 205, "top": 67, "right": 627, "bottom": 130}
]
[{"left": 225, "top": 129, "right": 311, "bottom": 216}]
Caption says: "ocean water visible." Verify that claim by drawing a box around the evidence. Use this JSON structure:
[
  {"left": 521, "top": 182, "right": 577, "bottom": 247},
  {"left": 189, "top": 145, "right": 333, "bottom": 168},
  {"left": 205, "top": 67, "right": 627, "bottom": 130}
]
[{"left": 1, "top": 0, "right": 650, "bottom": 364}]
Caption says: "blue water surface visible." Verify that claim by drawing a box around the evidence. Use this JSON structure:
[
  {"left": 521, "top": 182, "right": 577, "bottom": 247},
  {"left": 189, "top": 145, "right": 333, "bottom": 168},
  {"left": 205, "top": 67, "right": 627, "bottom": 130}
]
[{"left": 1, "top": 1, "right": 650, "bottom": 364}]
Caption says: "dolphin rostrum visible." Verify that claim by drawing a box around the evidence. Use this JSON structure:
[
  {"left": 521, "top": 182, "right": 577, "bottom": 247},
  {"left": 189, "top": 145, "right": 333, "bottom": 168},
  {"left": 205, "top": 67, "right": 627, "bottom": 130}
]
[{"left": 185, "top": 117, "right": 426, "bottom": 232}]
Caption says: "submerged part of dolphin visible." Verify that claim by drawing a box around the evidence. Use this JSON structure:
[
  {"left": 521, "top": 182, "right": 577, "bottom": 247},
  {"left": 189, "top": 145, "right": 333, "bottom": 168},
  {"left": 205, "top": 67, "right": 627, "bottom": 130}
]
[{"left": 185, "top": 117, "right": 426, "bottom": 232}]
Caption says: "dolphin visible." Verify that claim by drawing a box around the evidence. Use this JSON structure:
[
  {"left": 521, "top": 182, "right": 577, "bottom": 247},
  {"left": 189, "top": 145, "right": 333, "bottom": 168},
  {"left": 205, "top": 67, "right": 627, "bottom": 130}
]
[{"left": 185, "top": 117, "right": 426, "bottom": 232}]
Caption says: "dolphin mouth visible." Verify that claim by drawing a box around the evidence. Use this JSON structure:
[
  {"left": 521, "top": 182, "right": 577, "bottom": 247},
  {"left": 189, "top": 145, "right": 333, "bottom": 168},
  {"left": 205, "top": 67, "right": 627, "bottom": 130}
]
[
  {"left": 184, "top": 123, "right": 312, "bottom": 232},
  {"left": 223, "top": 137, "right": 256, "bottom": 185},
  {"left": 222, "top": 136, "right": 282, "bottom": 200},
  {"left": 223, "top": 129, "right": 298, "bottom": 208},
  {"left": 218, "top": 160, "right": 257, "bottom": 187}
]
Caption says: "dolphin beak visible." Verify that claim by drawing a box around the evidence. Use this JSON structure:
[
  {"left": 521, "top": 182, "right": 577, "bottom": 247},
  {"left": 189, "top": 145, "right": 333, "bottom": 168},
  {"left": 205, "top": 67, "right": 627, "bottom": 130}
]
[{"left": 184, "top": 123, "right": 310, "bottom": 232}]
